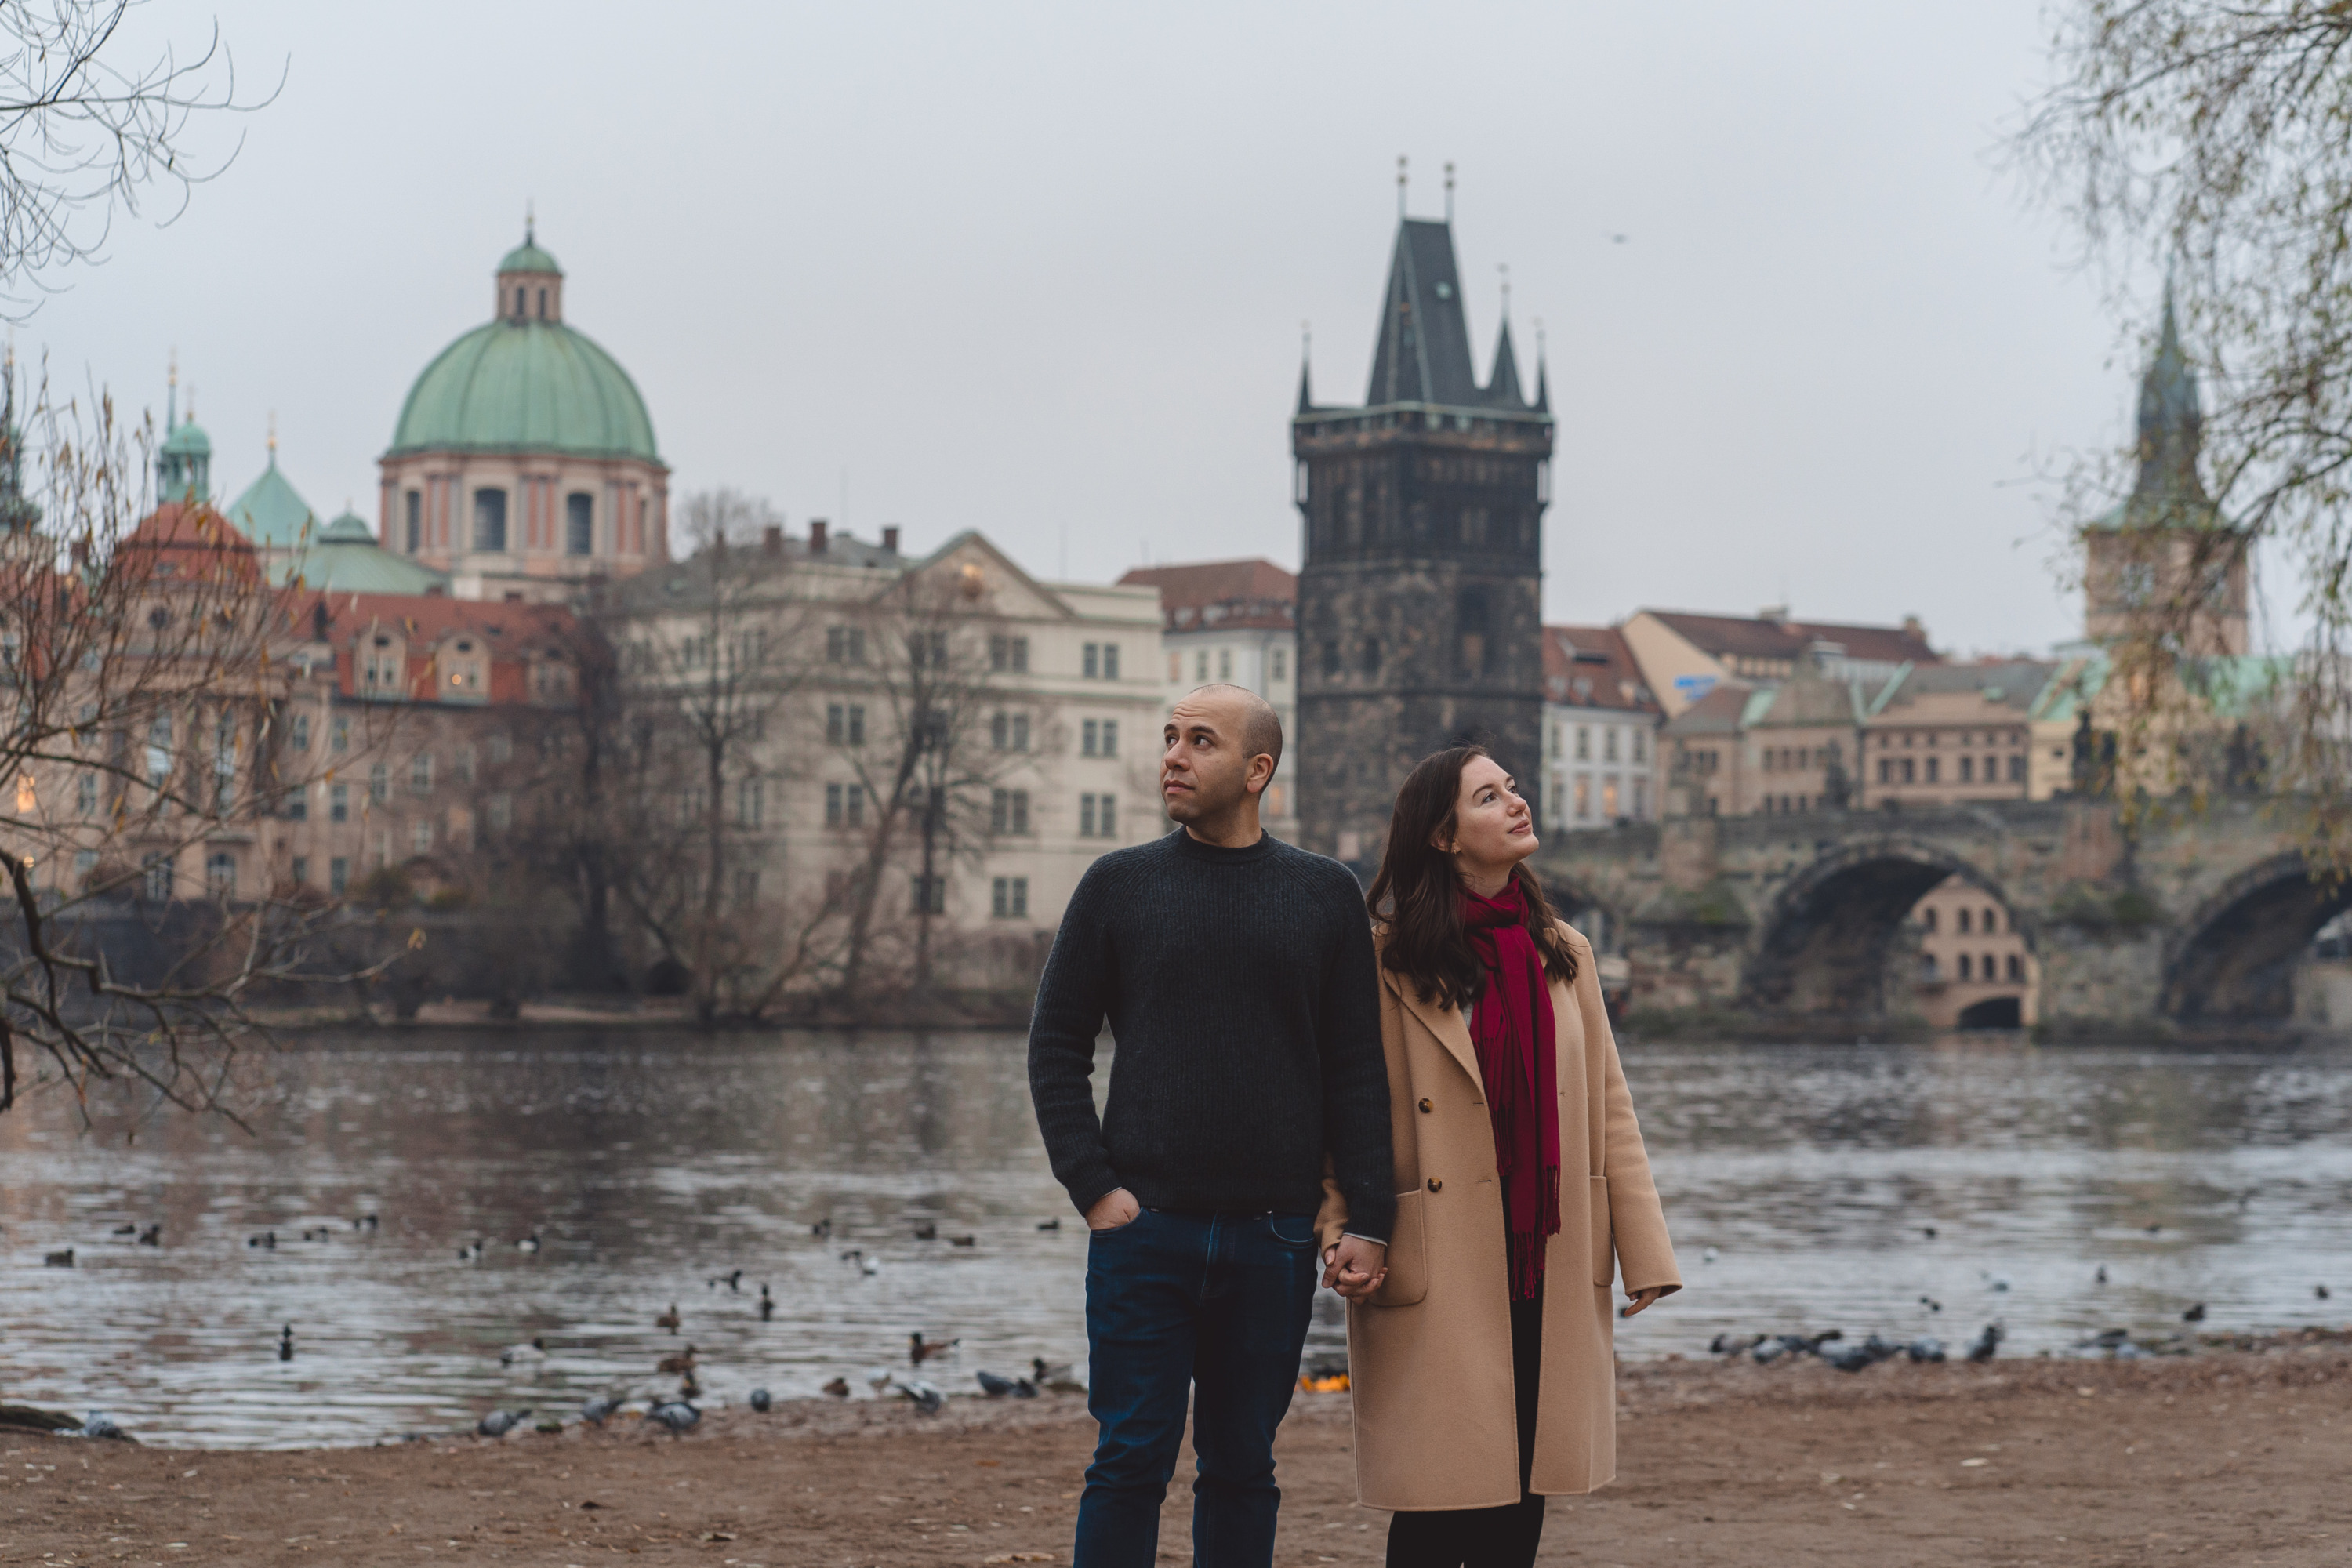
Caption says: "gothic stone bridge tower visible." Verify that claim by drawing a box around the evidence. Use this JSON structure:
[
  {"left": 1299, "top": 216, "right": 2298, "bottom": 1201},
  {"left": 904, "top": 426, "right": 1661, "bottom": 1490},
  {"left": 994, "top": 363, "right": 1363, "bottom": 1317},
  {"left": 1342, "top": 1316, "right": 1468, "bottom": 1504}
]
[{"left": 1294, "top": 215, "right": 1554, "bottom": 873}]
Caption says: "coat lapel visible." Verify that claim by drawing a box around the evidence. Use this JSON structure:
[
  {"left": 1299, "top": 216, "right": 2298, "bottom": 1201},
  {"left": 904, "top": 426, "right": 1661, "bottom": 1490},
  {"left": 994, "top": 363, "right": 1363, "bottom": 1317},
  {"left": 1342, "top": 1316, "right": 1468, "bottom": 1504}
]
[{"left": 1388, "top": 967, "right": 1485, "bottom": 1093}]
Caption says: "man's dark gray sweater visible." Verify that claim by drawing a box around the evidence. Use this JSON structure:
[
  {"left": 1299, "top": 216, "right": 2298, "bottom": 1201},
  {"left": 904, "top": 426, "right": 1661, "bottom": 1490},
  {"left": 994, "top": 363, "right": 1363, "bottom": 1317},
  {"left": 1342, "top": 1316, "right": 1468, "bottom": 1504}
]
[{"left": 1027, "top": 828, "right": 1396, "bottom": 1243}]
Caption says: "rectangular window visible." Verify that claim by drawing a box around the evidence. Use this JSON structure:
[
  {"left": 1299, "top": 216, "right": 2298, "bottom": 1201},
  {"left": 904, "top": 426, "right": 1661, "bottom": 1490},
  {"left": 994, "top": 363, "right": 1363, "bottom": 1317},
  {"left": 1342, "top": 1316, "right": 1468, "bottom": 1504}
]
[
  {"left": 1958, "top": 756, "right": 1973, "bottom": 783},
  {"left": 472, "top": 488, "right": 509, "bottom": 553},
  {"left": 1602, "top": 777, "right": 1621, "bottom": 817},
  {"left": 411, "top": 819, "right": 433, "bottom": 855},
  {"left": 488, "top": 731, "right": 511, "bottom": 764},
  {"left": 736, "top": 776, "right": 764, "bottom": 829},
  {"left": 488, "top": 793, "right": 513, "bottom": 831},
  {"left": 72, "top": 848, "right": 96, "bottom": 887},
  {"left": 369, "top": 763, "right": 390, "bottom": 804},
  {"left": 1633, "top": 729, "right": 1648, "bottom": 764},
  {"left": 411, "top": 753, "right": 434, "bottom": 793},
  {"left": 330, "top": 782, "right": 350, "bottom": 822},
  {"left": 1080, "top": 792, "right": 1096, "bottom": 837},
  {"left": 826, "top": 626, "right": 866, "bottom": 665},
  {"left": 910, "top": 874, "right": 946, "bottom": 915},
  {"left": 284, "top": 786, "right": 307, "bottom": 822},
  {"left": 405, "top": 490, "right": 422, "bottom": 553},
  {"left": 1573, "top": 775, "right": 1592, "bottom": 818},
  {"left": 990, "top": 788, "right": 1030, "bottom": 835},
  {"left": 829, "top": 704, "right": 847, "bottom": 745},
  {"left": 1604, "top": 728, "right": 1620, "bottom": 764},
  {"left": 292, "top": 855, "right": 309, "bottom": 887},
  {"left": 1576, "top": 727, "right": 1592, "bottom": 761},
  {"left": 1633, "top": 779, "right": 1649, "bottom": 818},
  {"left": 76, "top": 772, "right": 96, "bottom": 817},
  {"left": 1195, "top": 650, "right": 1209, "bottom": 682},
  {"left": 290, "top": 712, "right": 311, "bottom": 752},
  {"left": 1080, "top": 792, "right": 1117, "bottom": 839},
  {"left": 2009, "top": 753, "right": 2026, "bottom": 783},
  {"left": 454, "top": 745, "right": 474, "bottom": 785},
  {"left": 988, "top": 634, "right": 1030, "bottom": 673},
  {"left": 1218, "top": 648, "right": 1232, "bottom": 681},
  {"left": 1272, "top": 648, "right": 1288, "bottom": 681},
  {"left": 329, "top": 856, "right": 349, "bottom": 895},
  {"left": 1083, "top": 643, "right": 1100, "bottom": 679},
  {"left": 565, "top": 492, "right": 594, "bottom": 556},
  {"left": 1926, "top": 757, "right": 1940, "bottom": 783},
  {"left": 1083, "top": 719, "right": 1098, "bottom": 757},
  {"left": 331, "top": 716, "right": 350, "bottom": 753},
  {"left": 1902, "top": 758, "right": 1916, "bottom": 783},
  {"left": 1103, "top": 643, "right": 1120, "bottom": 680},
  {"left": 991, "top": 877, "right": 1029, "bottom": 919},
  {"left": 1099, "top": 719, "right": 1116, "bottom": 757}
]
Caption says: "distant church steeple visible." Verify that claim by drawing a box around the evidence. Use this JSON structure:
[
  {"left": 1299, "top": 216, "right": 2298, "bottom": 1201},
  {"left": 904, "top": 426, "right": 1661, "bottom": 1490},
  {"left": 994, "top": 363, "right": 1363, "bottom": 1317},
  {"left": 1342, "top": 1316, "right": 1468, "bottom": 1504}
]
[{"left": 156, "top": 355, "right": 212, "bottom": 503}]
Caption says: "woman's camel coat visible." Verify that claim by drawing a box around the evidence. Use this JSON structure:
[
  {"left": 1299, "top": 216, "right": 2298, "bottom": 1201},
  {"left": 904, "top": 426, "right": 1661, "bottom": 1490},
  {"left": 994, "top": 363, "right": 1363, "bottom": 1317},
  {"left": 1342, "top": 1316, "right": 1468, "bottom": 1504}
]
[{"left": 1316, "top": 923, "right": 1680, "bottom": 1510}]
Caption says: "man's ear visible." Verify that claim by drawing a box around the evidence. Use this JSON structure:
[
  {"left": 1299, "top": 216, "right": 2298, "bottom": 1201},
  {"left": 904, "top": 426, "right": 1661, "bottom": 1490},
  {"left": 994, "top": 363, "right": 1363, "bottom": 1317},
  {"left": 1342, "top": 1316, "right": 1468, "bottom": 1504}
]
[{"left": 1245, "top": 753, "right": 1275, "bottom": 795}]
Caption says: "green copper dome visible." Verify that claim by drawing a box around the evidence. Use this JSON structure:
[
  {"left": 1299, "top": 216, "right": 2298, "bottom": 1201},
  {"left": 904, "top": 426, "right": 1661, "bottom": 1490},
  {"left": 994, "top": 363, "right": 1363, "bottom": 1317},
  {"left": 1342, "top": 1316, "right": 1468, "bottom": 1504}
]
[
  {"left": 387, "top": 318, "right": 659, "bottom": 463},
  {"left": 224, "top": 453, "right": 317, "bottom": 549}
]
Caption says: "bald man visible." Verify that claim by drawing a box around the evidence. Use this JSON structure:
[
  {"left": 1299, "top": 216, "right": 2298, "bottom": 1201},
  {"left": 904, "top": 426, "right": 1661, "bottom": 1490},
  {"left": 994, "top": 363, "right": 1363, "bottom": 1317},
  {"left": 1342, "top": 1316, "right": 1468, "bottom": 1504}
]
[{"left": 1029, "top": 684, "right": 1393, "bottom": 1568}]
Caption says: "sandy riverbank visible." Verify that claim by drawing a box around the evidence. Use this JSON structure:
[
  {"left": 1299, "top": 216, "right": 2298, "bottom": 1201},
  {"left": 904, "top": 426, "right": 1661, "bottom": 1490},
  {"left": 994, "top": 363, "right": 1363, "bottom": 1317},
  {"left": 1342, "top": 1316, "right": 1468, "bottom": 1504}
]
[{"left": 4, "top": 1330, "right": 2345, "bottom": 1566}]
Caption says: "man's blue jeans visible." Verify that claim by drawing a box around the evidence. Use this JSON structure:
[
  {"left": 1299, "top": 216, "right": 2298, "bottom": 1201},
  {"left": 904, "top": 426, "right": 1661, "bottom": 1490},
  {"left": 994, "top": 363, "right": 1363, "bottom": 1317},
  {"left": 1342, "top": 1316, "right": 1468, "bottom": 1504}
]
[{"left": 1076, "top": 1207, "right": 1320, "bottom": 1568}]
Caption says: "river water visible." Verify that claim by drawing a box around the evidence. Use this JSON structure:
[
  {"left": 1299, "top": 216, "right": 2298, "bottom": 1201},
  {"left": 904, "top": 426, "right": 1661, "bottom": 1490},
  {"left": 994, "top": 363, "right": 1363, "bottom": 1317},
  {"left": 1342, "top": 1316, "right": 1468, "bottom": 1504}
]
[{"left": 0, "top": 1029, "right": 2346, "bottom": 1448}]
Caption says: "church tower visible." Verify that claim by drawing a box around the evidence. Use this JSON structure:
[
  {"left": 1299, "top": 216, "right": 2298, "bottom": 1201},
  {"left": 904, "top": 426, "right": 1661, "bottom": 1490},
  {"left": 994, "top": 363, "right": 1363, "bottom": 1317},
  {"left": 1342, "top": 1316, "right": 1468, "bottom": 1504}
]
[{"left": 1293, "top": 211, "right": 1554, "bottom": 872}]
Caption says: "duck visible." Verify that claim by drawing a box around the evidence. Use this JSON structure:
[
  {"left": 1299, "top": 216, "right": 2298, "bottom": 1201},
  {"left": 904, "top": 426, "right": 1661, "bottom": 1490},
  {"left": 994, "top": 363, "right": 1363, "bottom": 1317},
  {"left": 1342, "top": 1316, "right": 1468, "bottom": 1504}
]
[
  {"left": 913, "top": 1221, "right": 938, "bottom": 1240},
  {"left": 2096, "top": 1265, "right": 2109, "bottom": 1284},
  {"left": 837, "top": 1248, "right": 865, "bottom": 1263},
  {"left": 976, "top": 1370, "right": 1037, "bottom": 1399},
  {"left": 1031, "top": 1358, "right": 1074, "bottom": 1385},
  {"left": 896, "top": 1379, "right": 944, "bottom": 1415},
  {"left": 278, "top": 1325, "right": 295, "bottom": 1363},
  {"left": 579, "top": 1394, "right": 621, "bottom": 1425},
  {"left": 111, "top": 1223, "right": 136, "bottom": 1236},
  {"left": 909, "top": 1331, "right": 960, "bottom": 1366},
  {"left": 499, "top": 1337, "right": 549, "bottom": 1367},
  {"left": 822, "top": 1377, "right": 851, "bottom": 1399},
  {"left": 810, "top": 1217, "right": 833, "bottom": 1239},
  {"left": 1036, "top": 1218, "right": 1060, "bottom": 1232},
  {"left": 456, "top": 1239, "right": 484, "bottom": 1262},
  {"left": 136, "top": 1225, "right": 161, "bottom": 1247},
  {"left": 351, "top": 1214, "right": 379, "bottom": 1232},
  {"left": 655, "top": 1303, "right": 681, "bottom": 1334},
  {"left": 948, "top": 1235, "right": 977, "bottom": 1248},
  {"left": 656, "top": 1345, "right": 699, "bottom": 1377},
  {"left": 861, "top": 1255, "right": 880, "bottom": 1277},
  {"left": 477, "top": 1408, "right": 531, "bottom": 1439},
  {"left": 749, "top": 1387, "right": 773, "bottom": 1413},
  {"left": 42, "top": 1247, "right": 73, "bottom": 1268},
  {"left": 644, "top": 1400, "right": 700, "bottom": 1435},
  {"left": 2321, "top": 1284, "right": 2333, "bottom": 1301},
  {"left": 247, "top": 1232, "right": 277, "bottom": 1250},
  {"left": 2183, "top": 1301, "right": 2207, "bottom": 1323},
  {"left": 707, "top": 1269, "right": 742, "bottom": 1292},
  {"left": 1966, "top": 1323, "right": 2004, "bottom": 1363},
  {"left": 514, "top": 1232, "right": 541, "bottom": 1254},
  {"left": 678, "top": 1369, "right": 702, "bottom": 1400},
  {"left": 758, "top": 1285, "right": 775, "bottom": 1321}
]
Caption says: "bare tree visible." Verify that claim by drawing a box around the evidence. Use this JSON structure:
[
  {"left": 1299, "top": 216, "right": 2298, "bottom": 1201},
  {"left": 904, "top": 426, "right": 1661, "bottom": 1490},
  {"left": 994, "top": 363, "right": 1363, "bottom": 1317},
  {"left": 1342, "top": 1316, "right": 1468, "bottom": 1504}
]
[
  {"left": 0, "top": 2, "right": 274, "bottom": 306},
  {"left": 0, "top": 376, "right": 378, "bottom": 1120},
  {"left": 595, "top": 503, "right": 825, "bottom": 1022},
  {"left": 829, "top": 569, "right": 1035, "bottom": 1007},
  {"left": 2018, "top": 2, "right": 2352, "bottom": 855}
]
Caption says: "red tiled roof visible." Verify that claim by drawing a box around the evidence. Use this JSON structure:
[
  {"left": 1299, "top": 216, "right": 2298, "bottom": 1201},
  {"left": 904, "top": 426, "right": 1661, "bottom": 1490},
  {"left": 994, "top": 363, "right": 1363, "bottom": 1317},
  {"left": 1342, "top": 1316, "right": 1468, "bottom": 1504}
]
[
  {"left": 292, "top": 588, "right": 578, "bottom": 706},
  {"left": 118, "top": 501, "right": 261, "bottom": 586},
  {"left": 1118, "top": 558, "right": 1296, "bottom": 630},
  {"left": 1541, "top": 624, "right": 1660, "bottom": 712},
  {"left": 1645, "top": 610, "right": 1936, "bottom": 666}
]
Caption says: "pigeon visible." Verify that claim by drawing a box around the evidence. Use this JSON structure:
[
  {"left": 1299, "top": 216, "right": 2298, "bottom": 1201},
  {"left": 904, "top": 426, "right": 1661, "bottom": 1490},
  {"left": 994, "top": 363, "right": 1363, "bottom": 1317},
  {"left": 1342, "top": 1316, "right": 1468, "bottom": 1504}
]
[
  {"left": 579, "top": 1395, "right": 620, "bottom": 1425},
  {"left": 913, "top": 1221, "right": 938, "bottom": 1240},
  {"left": 278, "top": 1325, "right": 295, "bottom": 1363},
  {"left": 644, "top": 1401, "right": 701, "bottom": 1435},
  {"left": 2183, "top": 1302, "right": 2206, "bottom": 1323},
  {"left": 949, "top": 1235, "right": 977, "bottom": 1248},
  {"left": 1037, "top": 1218, "right": 1061, "bottom": 1232},
  {"left": 1966, "top": 1323, "right": 2004, "bottom": 1363},
  {"left": 656, "top": 1345, "right": 698, "bottom": 1377},
  {"left": 866, "top": 1367, "right": 895, "bottom": 1393},
  {"left": 1751, "top": 1338, "right": 1788, "bottom": 1366},
  {"left": 1983, "top": 1272, "right": 2012, "bottom": 1294},
  {"left": 136, "top": 1225, "right": 161, "bottom": 1247},
  {"left": 758, "top": 1284, "right": 775, "bottom": 1321},
  {"left": 822, "top": 1377, "right": 851, "bottom": 1399},
  {"left": 500, "top": 1338, "right": 548, "bottom": 1367},
  {"left": 515, "top": 1232, "right": 541, "bottom": 1254},
  {"left": 810, "top": 1216, "right": 833, "bottom": 1238},
  {"left": 477, "top": 1408, "right": 531, "bottom": 1438},
  {"left": 910, "top": 1332, "right": 960, "bottom": 1365},
  {"left": 837, "top": 1249, "right": 865, "bottom": 1263},
  {"left": 655, "top": 1304, "right": 681, "bottom": 1334},
  {"left": 2144, "top": 1223, "right": 2163, "bottom": 1235},
  {"left": 749, "top": 1388, "right": 772, "bottom": 1413},
  {"left": 111, "top": 1223, "right": 136, "bottom": 1236},
  {"left": 897, "top": 1379, "right": 944, "bottom": 1414},
  {"left": 2320, "top": 1284, "right": 2332, "bottom": 1301},
  {"left": 42, "top": 1248, "right": 73, "bottom": 1268},
  {"left": 1907, "top": 1337, "right": 1947, "bottom": 1363},
  {"left": 77, "top": 1412, "right": 128, "bottom": 1442},
  {"left": 352, "top": 1214, "right": 379, "bottom": 1232},
  {"left": 1701, "top": 1246, "right": 1720, "bottom": 1264},
  {"left": 2096, "top": 1265, "right": 2109, "bottom": 1284},
  {"left": 1920, "top": 1226, "right": 1938, "bottom": 1240},
  {"left": 860, "top": 1255, "right": 880, "bottom": 1276},
  {"left": 247, "top": 1232, "right": 276, "bottom": 1250},
  {"left": 1708, "top": 1334, "right": 1762, "bottom": 1358},
  {"left": 1822, "top": 1343, "right": 1875, "bottom": 1373},
  {"left": 976, "top": 1370, "right": 1036, "bottom": 1399},
  {"left": 456, "top": 1240, "right": 483, "bottom": 1262},
  {"left": 2085, "top": 1327, "right": 2130, "bottom": 1351}
]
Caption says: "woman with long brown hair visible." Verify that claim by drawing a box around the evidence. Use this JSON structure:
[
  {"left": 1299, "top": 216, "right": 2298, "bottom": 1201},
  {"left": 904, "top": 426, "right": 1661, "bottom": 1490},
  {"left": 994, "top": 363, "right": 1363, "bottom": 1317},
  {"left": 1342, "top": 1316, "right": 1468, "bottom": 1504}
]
[{"left": 1314, "top": 745, "right": 1680, "bottom": 1568}]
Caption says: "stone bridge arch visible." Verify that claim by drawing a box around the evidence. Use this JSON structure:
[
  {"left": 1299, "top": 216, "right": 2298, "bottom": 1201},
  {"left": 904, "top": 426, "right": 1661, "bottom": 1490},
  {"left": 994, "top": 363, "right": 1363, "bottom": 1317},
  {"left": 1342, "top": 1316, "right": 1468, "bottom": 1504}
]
[
  {"left": 1742, "top": 835, "right": 2034, "bottom": 1018},
  {"left": 2161, "top": 852, "right": 2352, "bottom": 1022}
]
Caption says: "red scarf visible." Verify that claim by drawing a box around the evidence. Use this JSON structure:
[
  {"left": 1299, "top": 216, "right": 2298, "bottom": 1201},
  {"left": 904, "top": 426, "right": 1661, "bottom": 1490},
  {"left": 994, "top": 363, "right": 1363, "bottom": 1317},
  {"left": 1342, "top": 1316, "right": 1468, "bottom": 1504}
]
[{"left": 1461, "top": 884, "right": 1563, "bottom": 1300}]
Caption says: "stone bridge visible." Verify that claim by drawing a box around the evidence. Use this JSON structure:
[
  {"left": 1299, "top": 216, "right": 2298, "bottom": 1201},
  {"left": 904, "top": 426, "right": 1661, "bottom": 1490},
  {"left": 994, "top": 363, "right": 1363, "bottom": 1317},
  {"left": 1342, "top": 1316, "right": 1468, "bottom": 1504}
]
[{"left": 1535, "top": 797, "right": 2347, "bottom": 1035}]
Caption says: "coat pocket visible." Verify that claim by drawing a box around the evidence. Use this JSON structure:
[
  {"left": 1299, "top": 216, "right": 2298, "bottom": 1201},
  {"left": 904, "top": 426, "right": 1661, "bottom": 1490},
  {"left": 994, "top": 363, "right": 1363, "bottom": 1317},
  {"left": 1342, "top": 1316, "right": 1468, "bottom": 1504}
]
[
  {"left": 1368, "top": 1188, "right": 1428, "bottom": 1308},
  {"left": 1589, "top": 1174, "right": 1614, "bottom": 1288}
]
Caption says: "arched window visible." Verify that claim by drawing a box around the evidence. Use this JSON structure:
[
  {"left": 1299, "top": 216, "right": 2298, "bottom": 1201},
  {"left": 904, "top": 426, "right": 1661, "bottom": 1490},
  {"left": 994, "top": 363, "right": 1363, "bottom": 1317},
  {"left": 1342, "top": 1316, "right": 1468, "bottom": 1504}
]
[
  {"left": 1958, "top": 953, "right": 1972, "bottom": 980},
  {"left": 515, "top": 285, "right": 526, "bottom": 317},
  {"left": 1957, "top": 907, "right": 1972, "bottom": 934},
  {"left": 2006, "top": 953, "right": 2024, "bottom": 982},
  {"left": 536, "top": 287, "right": 547, "bottom": 318},
  {"left": 1984, "top": 907, "right": 1999, "bottom": 932}
]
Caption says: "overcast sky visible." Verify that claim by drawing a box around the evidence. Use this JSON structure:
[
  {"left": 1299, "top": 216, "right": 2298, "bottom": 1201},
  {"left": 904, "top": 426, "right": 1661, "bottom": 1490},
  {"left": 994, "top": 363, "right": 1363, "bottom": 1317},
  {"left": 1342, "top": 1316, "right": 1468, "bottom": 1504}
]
[{"left": 21, "top": 2, "right": 2209, "bottom": 657}]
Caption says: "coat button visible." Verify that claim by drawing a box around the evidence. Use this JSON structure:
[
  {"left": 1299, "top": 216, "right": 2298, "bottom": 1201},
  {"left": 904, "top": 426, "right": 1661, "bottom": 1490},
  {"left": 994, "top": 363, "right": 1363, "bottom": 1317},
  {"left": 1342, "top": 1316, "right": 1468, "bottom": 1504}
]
[
  {"left": 1417, "top": 1098, "right": 1432, "bottom": 1113},
  {"left": 1426, "top": 1177, "right": 1443, "bottom": 1192}
]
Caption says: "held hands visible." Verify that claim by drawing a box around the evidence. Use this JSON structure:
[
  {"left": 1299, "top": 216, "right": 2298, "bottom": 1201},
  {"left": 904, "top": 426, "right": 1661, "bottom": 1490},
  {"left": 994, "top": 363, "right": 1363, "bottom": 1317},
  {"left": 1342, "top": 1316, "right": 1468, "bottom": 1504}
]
[
  {"left": 1085, "top": 1188, "right": 1141, "bottom": 1232},
  {"left": 1320, "top": 1235, "right": 1388, "bottom": 1300}
]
